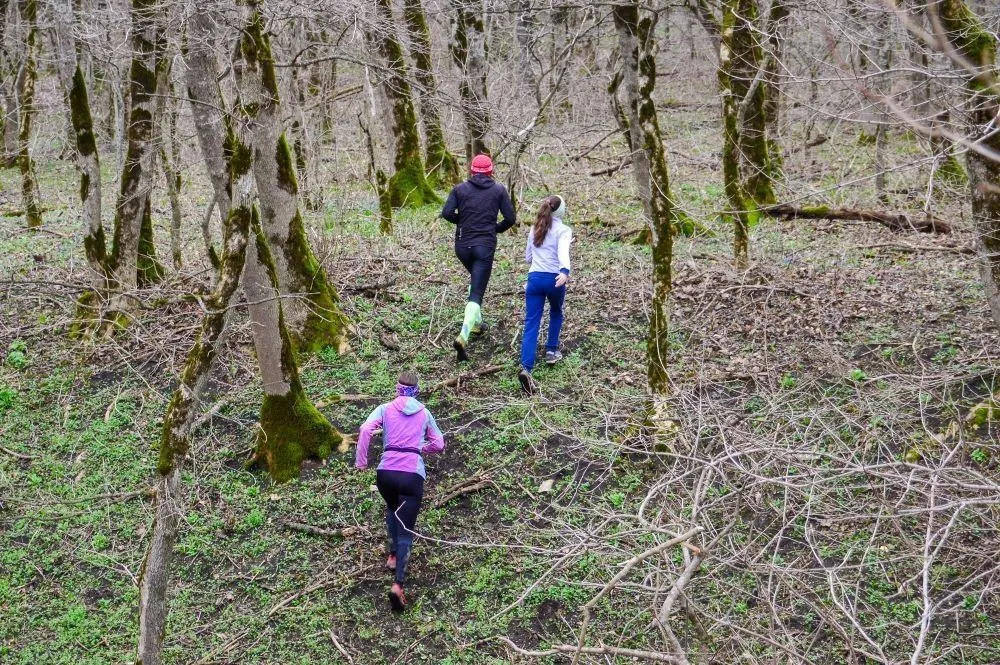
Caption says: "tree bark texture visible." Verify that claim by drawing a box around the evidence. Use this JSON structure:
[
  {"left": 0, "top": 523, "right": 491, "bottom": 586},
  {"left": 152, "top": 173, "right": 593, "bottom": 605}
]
[
  {"left": 731, "top": 0, "right": 773, "bottom": 206},
  {"left": 239, "top": 10, "right": 350, "bottom": 354},
  {"left": 182, "top": 9, "right": 228, "bottom": 270},
  {"left": 52, "top": 0, "right": 105, "bottom": 274},
  {"left": 0, "top": 0, "right": 17, "bottom": 167},
  {"left": 613, "top": 1, "right": 676, "bottom": 398},
  {"left": 16, "top": 0, "right": 42, "bottom": 228},
  {"left": 720, "top": 0, "right": 753, "bottom": 269},
  {"left": 932, "top": 0, "right": 1000, "bottom": 327},
  {"left": 136, "top": 106, "right": 257, "bottom": 665},
  {"left": 154, "top": 60, "right": 183, "bottom": 269},
  {"left": 106, "top": 0, "right": 164, "bottom": 321},
  {"left": 762, "top": 0, "right": 788, "bottom": 165},
  {"left": 370, "top": 0, "right": 439, "bottom": 207},
  {"left": 450, "top": 0, "right": 489, "bottom": 158},
  {"left": 402, "top": 0, "right": 461, "bottom": 187}
]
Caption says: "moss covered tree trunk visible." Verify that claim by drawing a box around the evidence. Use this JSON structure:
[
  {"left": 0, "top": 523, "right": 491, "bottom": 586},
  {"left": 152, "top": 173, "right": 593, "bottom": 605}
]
[
  {"left": 105, "top": 0, "right": 164, "bottom": 323},
  {"left": 402, "top": 0, "right": 461, "bottom": 187},
  {"left": 53, "top": 0, "right": 105, "bottom": 275},
  {"left": 236, "top": 4, "right": 342, "bottom": 482},
  {"left": 239, "top": 9, "right": 350, "bottom": 354},
  {"left": 182, "top": 9, "right": 227, "bottom": 271},
  {"left": 613, "top": 1, "right": 677, "bottom": 413},
  {"left": 0, "top": 0, "right": 19, "bottom": 168},
  {"left": 136, "top": 101, "right": 256, "bottom": 665},
  {"left": 731, "top": 0, "right": 773, "bottom": 207},
  {"left": 16, "top": 0, "right": 42, "bottom": 228},
  {"left": 369, "top": 0, "right": 439, "bottom": 208},
  {"left": 450, "top": 0, "right": 489, "bottom": 158},
  {"left": 933, "top": 0, "right": 1000, "bottom": 327},
  {"left": 762, "top": 0, "right": 788, "bottom": 174},
  {"left": 720, "top": 0, "right": 752, "bottom": 269}
]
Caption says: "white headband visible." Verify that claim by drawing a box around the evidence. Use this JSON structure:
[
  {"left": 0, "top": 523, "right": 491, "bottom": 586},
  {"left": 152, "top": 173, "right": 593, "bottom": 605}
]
[{"left": 553, "top": 197, "right": 566, "bottom": 218}]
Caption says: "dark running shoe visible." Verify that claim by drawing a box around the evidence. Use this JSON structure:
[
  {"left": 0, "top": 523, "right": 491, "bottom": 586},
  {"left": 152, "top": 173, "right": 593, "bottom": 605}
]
[
  {"left": 388, "top": 583, "right": 407, "bottom": 612},
  {"left": 454, "top": 336, "right": 469, "bottom": 362},
  {"left": 518, "top": 368, "right": 536, "bottom": 395},
  {"left": 544, "top": 350, "right": 563, "bottom": 366}
]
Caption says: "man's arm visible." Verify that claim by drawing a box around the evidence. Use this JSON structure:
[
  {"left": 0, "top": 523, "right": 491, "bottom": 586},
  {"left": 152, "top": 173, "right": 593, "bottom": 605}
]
[
  {"left": 441, "top": 187, "right": 460, "bottom": 224},
  {"left": 496, "top": 186, "right": 516, "bottom": 233}
]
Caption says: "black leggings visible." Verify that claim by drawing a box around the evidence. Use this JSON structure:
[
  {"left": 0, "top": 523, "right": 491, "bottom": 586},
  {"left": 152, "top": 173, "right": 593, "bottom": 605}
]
[
  {"left": 455, "top": 245, "right": 495, "bottom": 305},
  {"left": 376, "top": 470, "right": 424, "bottom": 584}
]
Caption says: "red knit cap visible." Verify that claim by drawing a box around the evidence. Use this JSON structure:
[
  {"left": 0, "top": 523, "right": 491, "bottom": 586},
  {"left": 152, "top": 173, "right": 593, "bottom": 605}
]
[{"left": 470, "top": 154, "right": 493, "bottom": 174}]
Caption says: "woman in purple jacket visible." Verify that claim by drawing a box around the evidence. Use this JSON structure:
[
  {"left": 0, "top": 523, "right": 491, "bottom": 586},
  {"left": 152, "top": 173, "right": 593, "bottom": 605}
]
[{"left": 356, "top": 371, "right": 445, "bottom": 611}]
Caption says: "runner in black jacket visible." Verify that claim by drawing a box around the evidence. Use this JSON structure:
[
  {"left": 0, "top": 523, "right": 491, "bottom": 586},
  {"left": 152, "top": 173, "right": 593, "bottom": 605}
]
[{"left": 441, "top": 154, "right": 516, "bottom": 362}]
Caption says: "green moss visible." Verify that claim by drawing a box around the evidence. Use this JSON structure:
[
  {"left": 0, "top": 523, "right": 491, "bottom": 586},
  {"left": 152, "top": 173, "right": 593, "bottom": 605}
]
[
  {"left": 936, "top": 154, "right": 968, "bottom": 187},
  {"left": 136, "top": 201, "right": 164, "bottom": 286},
  {"left": 69, "top": 290, "right": 100, "bottom": 339},
  {"left": 377, "top": 170, "right": 393, "bottom": 234},
  {"left": 388, "top": 159, "right": 441, "bottom": 208},
  {"left": 83, "top": 227, "right": 107, "bottom": 270},
  {"left": 800, "top": 205, "right": 831, "bottom": 216},
  {"left": 255, "top": 382, "right": 341, "bottom": 483},
  {"left": 939, "top": 0, "right": 996, "bottom": 73},
  {"left": 69, "top": 66, "right": 97, "bottom": 158},
  {"left": 241, "top": 9, "right": 278, "bottom": 97},
  {"left": 275, "top": 134, "right": 299, "bottom": 195}
]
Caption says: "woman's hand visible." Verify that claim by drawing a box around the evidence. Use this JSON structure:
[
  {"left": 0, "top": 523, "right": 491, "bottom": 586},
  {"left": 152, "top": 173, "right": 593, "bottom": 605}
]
[{"left": 555, "top": 273, "right": 568, "bottom": 288}]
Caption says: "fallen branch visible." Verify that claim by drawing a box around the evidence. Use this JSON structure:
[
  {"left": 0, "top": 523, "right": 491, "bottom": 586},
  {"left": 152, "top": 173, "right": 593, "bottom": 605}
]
[
  {"left": 329, "top": 630, "right": 355, "bottom": 664},
  {"left": 589, "top": 155, "right": 633, "bottom": 177},
  {"left": 432, "top": 474, "right": 494, "bottom": 507},
  {"left": 0, "top": 444, "right": 34, "bottom": 460},
  {"left": 498, "top": 636, "right": 682, "bottom": 663},
  {"left": 282, "top": 522, "right": 363, "bottom": 539},
  {"left": 854, "top": 242, "right": 974, "bottom": 254},
  {"left": 763, "top": 203, "right": 951, "bottom": 234},
  {"left": 428, "top": 364, "right": 505, "bottom": 392},
  {"left": 572, "top": 127, "right": 623, "bottom": 161},
  {"left": 347, "top": 278, "right": 398, "bottom": 295}
]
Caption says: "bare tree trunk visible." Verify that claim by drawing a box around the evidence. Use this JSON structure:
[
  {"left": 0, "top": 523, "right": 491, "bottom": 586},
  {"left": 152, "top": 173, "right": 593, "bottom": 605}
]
[
  {"left": 367, "top": 0, "right": 439, "bottom": 208},
  {"left": 182, "top": 8, "right": 227, "bottom": 270},
  {"left": 402, "top": 0, "right": 461, "bottom": 187},
  {"left": 451, "top": 0, "right": 489, "bottom": 158},
  {"left": 613, "top": 1, "right": 677, "bottom": 405},
  {"left": 514, "top": 0, "right": 537, "bottom": 93},
  {"left": 930, "top": 1, "right": 1000, "bottom": 328},
  {"left": 685, "top": 0, "right": 720, "bottom": 57},
  {"left": 720, "top": 0, "right": 752, "bottom": 269},
  {"left": 16, "top": 0, "right": 42, "bottom": 228},
  {"left": 732, "top": 0, "right": 773, "bottom": 206},
  {"left": 105, "top": 0, "right": 163, "bottom": 324},
  {"left": 155, "top": 60, "right": 183, "bottom": 269},
  {"left": 135, "top": 128, "right": 255, "bottom": 665}
]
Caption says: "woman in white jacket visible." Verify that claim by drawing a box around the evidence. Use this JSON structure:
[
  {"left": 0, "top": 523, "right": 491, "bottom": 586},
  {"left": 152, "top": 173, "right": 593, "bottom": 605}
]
[{"left": 518, "top": 195, "right": 572, "bottom": 394}]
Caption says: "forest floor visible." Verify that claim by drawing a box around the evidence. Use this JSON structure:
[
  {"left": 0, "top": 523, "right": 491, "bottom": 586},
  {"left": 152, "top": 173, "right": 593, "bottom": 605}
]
[{"left": 2, "top": 97, "right": 1000, "bottom": 662}]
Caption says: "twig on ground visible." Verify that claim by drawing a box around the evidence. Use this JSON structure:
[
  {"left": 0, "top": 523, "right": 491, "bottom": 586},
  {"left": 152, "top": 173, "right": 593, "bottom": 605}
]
[
  {"left": 431, "top": 474, "right": 495, "bottom": 508},
  {"left": 0, "top": 444, "right": 34, "bottom": 460},
  {"left": 328, "top": 630, "right": 354, "bottom": 664},
  {"left": 589, "top": 155, "right": 633, "bottom": 177},
  {"left": 428, "top": 364, "right": 505, "bottom": 392},
  {"left": 853, "top": 242, "right": 974, "bottom": 254},
  {"left": 497, "top": 636, "right": 683, "bottom": 663},
  {"left": 282, "top": 522, "right": 363, "bottom": 539}
]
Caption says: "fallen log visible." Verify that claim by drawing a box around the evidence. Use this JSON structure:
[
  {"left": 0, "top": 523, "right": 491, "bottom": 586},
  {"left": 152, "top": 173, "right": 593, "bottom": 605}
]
[
  {"left": 763, "top": 203, "right": 951, "bottom": 234},
  {"left": 428, "top": 364, "right": 505, "bottom": 392}
]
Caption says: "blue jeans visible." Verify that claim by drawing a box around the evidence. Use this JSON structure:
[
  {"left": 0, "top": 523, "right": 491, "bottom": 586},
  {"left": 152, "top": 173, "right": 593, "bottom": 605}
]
[{"left": 520, "top": 272, "right": 566, "bottom": 371}]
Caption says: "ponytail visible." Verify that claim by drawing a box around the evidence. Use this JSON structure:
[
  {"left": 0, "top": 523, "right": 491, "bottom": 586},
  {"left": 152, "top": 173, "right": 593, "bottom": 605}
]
[{"left": 533, "top": 195, "right": 562, "bottom": 247}]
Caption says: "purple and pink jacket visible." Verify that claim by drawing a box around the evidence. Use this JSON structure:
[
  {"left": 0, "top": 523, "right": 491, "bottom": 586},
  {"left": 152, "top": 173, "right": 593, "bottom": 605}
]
[{"left": 355, "top": 391, "right": 445, "bottom": 479}]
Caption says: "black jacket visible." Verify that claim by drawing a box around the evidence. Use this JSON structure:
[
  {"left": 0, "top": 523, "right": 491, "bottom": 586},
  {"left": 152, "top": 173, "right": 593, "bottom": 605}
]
[{"left": 441, "top": 174, "right": 517, "bottom": 249}]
